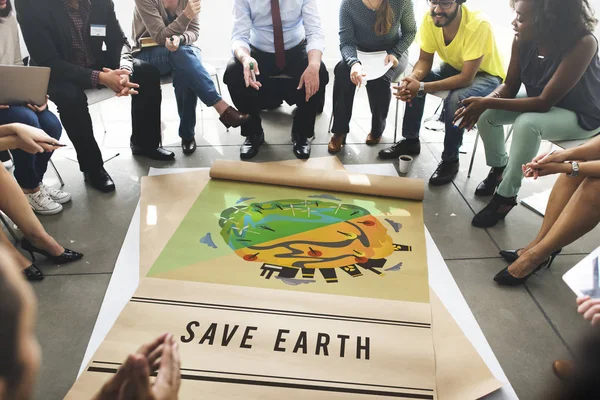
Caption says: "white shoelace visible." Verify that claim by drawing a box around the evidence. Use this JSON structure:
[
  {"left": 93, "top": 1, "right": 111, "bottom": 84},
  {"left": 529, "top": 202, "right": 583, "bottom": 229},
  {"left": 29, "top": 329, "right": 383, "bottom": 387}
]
[
  {"left": 41, "top": 183, "right": 68, "bottom": 200},
  {"left": 29, "top": 190, "right": 58, "bottom": 210}
]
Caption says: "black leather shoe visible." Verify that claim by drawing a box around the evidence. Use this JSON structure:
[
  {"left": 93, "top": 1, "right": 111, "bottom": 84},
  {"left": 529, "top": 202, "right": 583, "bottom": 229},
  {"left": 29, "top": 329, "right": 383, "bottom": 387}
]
[
  {"left": 240, "top": 132, "right": 264, "bottom": 160},
  {"left": 23, "top": 264, "right": 44, "bottom": 281},
  {"left": 429, "top": 161, "right": 459, "bottom": 186},
  {"left": 500, "top": 248, "right": 561, "bottom": 263},
  {"left": 182, "top": 138, "right": 197, "bottom": 155},
  {"left": 499, "top": 249, "right": 522, "bottom": 263},
  {"left": 475, "top": 166, "right": 505, "bottom": 197},
  {"left": 131, "top": 143, "right": 175, "bottom": 161},
  {"left": 378, "top": 138, "right": 421, "bottom": 159},
  {"left": 83, "top": 167, "right": 115, "bottom": 193},
  {"left": 494, "top": 252, "right": 560, "bottom": 286},
  {"left": 292, "top": 134, "right": 311, "bottom": 160},
  {"left": 472, "top": 193, "right": 517, "bottom": 228},
  {"left": 21, "top": 238, "right": 84, "bottom": 264}
]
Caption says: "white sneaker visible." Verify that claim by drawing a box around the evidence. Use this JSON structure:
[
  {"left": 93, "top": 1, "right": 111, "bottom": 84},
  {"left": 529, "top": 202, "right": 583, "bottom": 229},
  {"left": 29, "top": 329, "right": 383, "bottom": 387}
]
[
  {"left": 40, "top": 183, "right": 72, "bottom": 204},
  {"left": 26, "top": 190, "right": 63, "bottom": 215}
]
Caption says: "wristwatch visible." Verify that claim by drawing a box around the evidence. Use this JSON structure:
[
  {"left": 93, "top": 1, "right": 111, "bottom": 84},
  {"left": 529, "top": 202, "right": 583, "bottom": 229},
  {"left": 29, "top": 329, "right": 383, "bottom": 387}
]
[
  {"left": 567, "top": 161, "right": 580, "bottom": 177},
  {"left": 179, "top": 35, "right": 186, "bottom": 45},
  {"left": 417, "top": 81, "right": 425, "bottom": 98}
]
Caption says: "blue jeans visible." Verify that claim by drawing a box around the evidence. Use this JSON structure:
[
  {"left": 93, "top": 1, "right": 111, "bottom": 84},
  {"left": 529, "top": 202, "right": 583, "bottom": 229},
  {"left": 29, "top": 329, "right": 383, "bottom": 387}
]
[
  {"left": 136, "top": 45, "right": 222, "bottom": 140},
  {"left": 0, "top": 106, "right": 62, "bottom": 189},
  {"left": 402, "top": 63, "right": 502, "bottom": 162}
]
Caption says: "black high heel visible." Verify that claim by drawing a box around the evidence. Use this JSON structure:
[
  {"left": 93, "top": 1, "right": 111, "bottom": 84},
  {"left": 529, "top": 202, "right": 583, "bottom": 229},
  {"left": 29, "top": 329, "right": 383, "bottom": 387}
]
[
  {"left": 494, "top": 251, "right": 561, "bottom": 286},
  {"left": 23, "top": 264, "right": 44, "bottom": 281},
  {"left": 499, "top": 248, "right": 562, "bottom": 263},
  {"left": 21, "top": 238, "right": 84, "bottom": 264}
]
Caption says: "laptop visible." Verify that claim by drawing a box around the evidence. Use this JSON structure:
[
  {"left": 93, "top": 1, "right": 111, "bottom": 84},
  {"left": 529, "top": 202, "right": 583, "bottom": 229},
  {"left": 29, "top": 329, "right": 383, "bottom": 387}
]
[{"left": 0, "top": 65, "right": 51, "bottom": 107}]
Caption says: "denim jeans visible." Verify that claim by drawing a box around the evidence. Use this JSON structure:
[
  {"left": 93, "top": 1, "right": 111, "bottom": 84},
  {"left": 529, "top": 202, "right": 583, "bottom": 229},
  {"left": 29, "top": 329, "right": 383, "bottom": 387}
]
[
  {"left": 0, "top": 106, "right": 62, "bottom": 189},
  {"left": 136, "top": 45, "right": 222, "bottom": 140},
  {"left": 402, "top": 63, "right": 502, "bottom": 162}
]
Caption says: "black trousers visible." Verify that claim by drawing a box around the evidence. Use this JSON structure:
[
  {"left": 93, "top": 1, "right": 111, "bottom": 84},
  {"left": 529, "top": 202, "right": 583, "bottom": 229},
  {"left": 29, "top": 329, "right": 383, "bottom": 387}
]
[
  {"left": 331, "top": 61, "right": 392, "bottom": 138},
  {"left": 48, "top": 59, "right": 161, "bottom": 172},
  {"left": 223, "top": 42, "right": 329, "bottom": 138}
]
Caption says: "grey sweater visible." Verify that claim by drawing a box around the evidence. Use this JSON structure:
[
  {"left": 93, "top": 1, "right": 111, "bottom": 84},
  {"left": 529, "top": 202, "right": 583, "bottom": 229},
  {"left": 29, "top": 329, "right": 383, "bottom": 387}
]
[{"left": 339, "top": 0, "right": 416, "bottom": 79}]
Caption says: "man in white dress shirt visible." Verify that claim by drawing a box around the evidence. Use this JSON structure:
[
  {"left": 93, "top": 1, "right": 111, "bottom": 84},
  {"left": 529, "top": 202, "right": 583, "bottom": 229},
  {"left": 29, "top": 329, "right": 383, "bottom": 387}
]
[{"left": 223, "top": 0, "right": 329, "bottom": 160}]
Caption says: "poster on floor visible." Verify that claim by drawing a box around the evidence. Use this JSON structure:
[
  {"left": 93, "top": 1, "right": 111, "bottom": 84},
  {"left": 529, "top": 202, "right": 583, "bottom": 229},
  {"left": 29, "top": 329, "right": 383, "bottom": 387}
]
[{"left": 68, "top": 160, "right": 503, "bottom": 400}]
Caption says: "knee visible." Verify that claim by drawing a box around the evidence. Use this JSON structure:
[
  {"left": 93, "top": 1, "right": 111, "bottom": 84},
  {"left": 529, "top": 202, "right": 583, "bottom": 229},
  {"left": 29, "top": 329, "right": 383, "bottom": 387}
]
[
  {"left": 334, "top": 61, "right": 350, "bottom": 79},
  {"left": 223, "top": 57, "right": 244, "bottom": 86},
  {"left": 478, "top": 109, "right": 498, "bottom": 132},
  {"left": 6, "top": 107, "right": 41, "bottom": 128},
  {"left": 513, "top": 113, "right": 542, "bottom": 137},
  {"left": 43, "top": 112, "right": 63, "bottom": 140},
  {"left": 133, "top": 62, "right": 161, "bottom": 86},
  {"left": 50, "top": 84, "right": 87, "bottom": 109},
  {"left": 443, "top": 92, "right": 463, "bottom": 120},
  {"left": 579, "top": 177, "right": 600, "bottom": 195},
  {"left": 319, "top": 62, "right": 329, "bottom": 87}
]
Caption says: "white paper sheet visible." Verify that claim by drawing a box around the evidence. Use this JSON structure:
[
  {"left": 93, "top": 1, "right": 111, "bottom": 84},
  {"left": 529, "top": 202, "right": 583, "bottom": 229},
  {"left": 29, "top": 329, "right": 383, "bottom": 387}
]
[
  {"left": 563, "top": 246, "right": 600, "bottom": 298},
  {"left": 357, "top": 50, "right": 392, "bottom": 82}
]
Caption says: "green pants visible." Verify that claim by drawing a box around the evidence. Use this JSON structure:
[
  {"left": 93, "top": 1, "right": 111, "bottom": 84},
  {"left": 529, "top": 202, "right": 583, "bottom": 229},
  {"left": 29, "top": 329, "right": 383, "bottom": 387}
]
[{"left": 478, "top": 106, "right": 599, "bottom": 198}]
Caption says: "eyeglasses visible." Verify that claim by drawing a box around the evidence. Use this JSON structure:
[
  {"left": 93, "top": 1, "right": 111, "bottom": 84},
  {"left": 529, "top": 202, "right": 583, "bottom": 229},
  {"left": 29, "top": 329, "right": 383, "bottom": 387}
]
[{"left": 426, "top": 0, "right": 457, "bottom": 9}]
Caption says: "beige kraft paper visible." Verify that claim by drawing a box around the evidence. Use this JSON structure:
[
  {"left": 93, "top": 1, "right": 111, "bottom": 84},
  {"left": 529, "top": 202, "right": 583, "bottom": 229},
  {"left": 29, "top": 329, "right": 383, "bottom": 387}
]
[{"left": 67, "top": 157, "right": 502, "bottom": 399}]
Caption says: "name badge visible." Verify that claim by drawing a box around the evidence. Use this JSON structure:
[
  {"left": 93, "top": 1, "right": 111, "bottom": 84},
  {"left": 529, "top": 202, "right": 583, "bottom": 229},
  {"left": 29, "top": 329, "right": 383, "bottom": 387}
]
[{"left": 90, "top": 24, "right": 106, "bottom": 37}]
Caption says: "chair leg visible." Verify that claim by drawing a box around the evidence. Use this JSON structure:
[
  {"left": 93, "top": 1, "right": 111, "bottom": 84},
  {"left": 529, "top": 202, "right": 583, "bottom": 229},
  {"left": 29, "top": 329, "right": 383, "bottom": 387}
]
[
  {"left": 49, "top": 159, "right": 65, "bottom": 187},
  {"left": 467, "top": 131, "right": 480, "bottom": 178},
  {"left": 505, "top": 125, "right": 513, "bottom": 143},
  {"left": 394, "top": 98, "right": 401, "bottom": 144},
  {"left": 213, "top": 73, "right": 229, "bottom": 133},
  {"left": 0, "top": 212, "right": 19, "bottom": 242}
]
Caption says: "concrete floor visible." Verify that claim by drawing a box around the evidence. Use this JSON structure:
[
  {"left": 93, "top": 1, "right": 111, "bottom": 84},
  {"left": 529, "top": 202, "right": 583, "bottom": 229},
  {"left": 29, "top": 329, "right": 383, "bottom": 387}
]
[{"left": 2, "top": 73, "right": 596, "bottom": 400}]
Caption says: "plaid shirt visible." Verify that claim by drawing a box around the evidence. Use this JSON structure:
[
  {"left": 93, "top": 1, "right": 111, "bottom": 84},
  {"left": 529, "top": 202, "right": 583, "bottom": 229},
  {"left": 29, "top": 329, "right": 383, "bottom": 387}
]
[{"left": 62, "top": 0, "right": 100, "bottom": 87}]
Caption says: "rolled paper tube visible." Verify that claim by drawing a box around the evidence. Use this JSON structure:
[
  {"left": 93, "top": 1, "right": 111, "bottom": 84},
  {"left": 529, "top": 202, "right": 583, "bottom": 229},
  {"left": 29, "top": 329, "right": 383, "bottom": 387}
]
[{"left": 209, "top": 160, "right": 425, "bottom": 201}]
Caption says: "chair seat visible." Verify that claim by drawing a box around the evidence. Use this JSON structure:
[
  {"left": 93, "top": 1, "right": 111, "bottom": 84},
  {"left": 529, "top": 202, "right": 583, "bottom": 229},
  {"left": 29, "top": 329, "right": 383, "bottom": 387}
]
[{"left": 553, "top": 131, "right": 600, "bottom": 150}]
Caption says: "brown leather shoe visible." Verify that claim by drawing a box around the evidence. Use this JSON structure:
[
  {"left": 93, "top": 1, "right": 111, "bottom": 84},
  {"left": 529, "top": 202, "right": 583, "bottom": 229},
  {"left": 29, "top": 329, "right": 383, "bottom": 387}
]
[
  {"left": 328, "top": 134, "right": 347, "bottom": 154},
  {"left": 366, "top": 133, "right": 381, "bottom": 145},
  {"left": 219, "top": 106, "right": 250, "bottom": 128},
  {"left": 553, "top": 360, "right": 573, "bottom": 380}
]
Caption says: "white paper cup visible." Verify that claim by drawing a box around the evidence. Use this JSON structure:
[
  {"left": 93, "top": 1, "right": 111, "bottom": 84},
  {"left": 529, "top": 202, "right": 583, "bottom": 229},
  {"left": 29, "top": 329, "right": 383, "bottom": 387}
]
[{"left": 399, "top": 155, "right": 414, "bottom": 174}]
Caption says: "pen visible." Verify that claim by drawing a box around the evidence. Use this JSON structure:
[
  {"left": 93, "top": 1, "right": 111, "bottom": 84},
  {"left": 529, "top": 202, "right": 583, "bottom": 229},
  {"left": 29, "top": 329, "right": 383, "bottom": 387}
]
[{"left": 43, "top": 142, "right": 66, "bottom": 147}]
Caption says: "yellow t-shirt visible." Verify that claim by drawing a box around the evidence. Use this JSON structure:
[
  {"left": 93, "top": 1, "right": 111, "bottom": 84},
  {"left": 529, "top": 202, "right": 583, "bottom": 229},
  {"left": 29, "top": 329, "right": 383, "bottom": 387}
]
[{"left": 417, "top": 5, "right": 506, "bottom": 80}]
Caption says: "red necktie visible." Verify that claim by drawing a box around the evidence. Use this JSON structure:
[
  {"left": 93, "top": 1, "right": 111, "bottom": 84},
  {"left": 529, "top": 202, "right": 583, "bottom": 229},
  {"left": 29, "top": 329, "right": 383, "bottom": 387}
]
[{"left": 270, "top": 0, "right": 286, "bottom": 70}]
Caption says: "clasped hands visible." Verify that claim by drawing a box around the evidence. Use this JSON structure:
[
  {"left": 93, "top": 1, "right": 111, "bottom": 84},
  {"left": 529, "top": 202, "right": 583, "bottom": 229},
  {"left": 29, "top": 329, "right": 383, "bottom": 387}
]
[
  {"left": 521, "top": 149, "right": 573, "bottom": 179},
  {"left": 92, "top": 332, "right": 181, "bottom": 400},
  {"left": 99, "top": 68, "right": 140, "bottom": 97}
]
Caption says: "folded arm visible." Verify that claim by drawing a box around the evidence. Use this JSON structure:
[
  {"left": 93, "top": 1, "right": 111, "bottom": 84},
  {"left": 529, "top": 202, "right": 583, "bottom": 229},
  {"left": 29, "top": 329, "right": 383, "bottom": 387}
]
[{"left": 135, "top": 0, "right": 198, "bottom": 46}]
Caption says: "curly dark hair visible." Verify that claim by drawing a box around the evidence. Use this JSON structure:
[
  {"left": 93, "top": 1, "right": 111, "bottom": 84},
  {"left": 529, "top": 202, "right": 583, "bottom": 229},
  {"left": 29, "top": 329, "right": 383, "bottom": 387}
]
[{"left": 511, "top": 0, "right": 598, "bottom": 52}]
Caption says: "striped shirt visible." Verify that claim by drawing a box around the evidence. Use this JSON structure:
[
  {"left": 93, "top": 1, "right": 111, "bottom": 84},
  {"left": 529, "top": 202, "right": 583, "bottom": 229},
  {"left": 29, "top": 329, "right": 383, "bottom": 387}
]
[{"left": 62, "top": 0, "right": 100, "bottom": 87}]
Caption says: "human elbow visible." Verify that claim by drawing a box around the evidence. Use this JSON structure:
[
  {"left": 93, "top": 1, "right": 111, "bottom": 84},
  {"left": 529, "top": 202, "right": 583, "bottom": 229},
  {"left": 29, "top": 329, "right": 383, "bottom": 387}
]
[{"left": 533, "top": 98, "right": 553, "bottom": 113}]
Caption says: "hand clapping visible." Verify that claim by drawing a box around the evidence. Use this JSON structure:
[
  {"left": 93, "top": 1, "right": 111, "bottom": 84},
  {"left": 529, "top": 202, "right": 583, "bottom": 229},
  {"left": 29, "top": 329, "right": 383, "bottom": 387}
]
[{"left": 92, "top": 332, "right": 181, "bottom": 400}]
